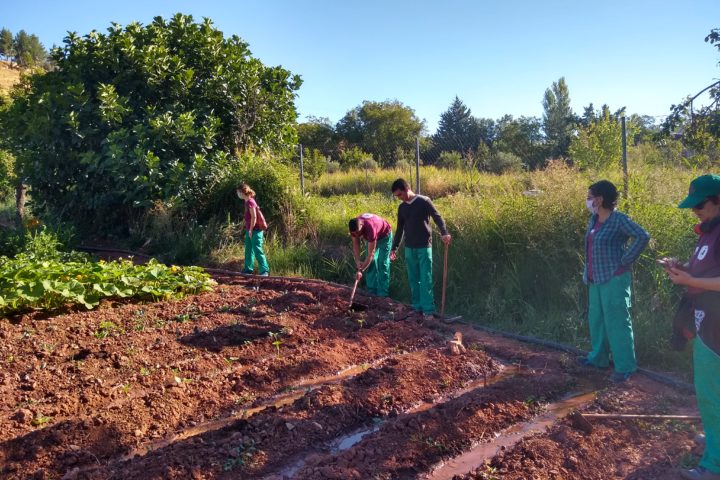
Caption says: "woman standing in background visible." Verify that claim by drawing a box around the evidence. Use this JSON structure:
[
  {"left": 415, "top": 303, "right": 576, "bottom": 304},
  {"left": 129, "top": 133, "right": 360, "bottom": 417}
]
[
  {"left": 237, "top": 183, "right": 270, "bottom": 276},
  {"left": 579, "top": 180, "right": 649, "bottom": 383}
]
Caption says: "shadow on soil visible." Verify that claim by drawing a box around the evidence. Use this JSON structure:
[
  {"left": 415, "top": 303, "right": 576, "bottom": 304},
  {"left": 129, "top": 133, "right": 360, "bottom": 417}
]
[
  {"left": 178, "top": 320, "right": 285, "bottom": 352},
  {"left": 0, "top": 419, "right": 127, "bottom": 477}
]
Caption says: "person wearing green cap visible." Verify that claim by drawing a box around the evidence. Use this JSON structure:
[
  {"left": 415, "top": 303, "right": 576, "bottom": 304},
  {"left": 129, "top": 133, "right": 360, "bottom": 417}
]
[
  {"left": 579, "top": 180, "right": 650, "bottom": 383},
  {"left": 663, "top": 174, "right": 720, "bottom": 480}
]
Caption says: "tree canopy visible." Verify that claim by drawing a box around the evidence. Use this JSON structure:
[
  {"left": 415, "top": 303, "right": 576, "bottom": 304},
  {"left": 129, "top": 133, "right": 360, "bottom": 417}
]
[
  {"left": 663, "top": 27, "right": 720, "bottom": 157},
  {"left": 2, "top": 14, "right": 301, "bottom": 232},
  {"left": 335, "top": 100, "right": 424, "bottom": 167},
  {"left": 542, "top": 77, "right": 575, "bottom": 159},
  {"left": 0, "top": 28, "right": 47, "bottom": 67}
]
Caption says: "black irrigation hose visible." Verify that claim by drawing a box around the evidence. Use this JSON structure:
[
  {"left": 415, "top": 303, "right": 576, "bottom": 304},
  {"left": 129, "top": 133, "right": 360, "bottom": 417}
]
[
  {"left": 458, "top": 320, "right": 695, "bottom": 394},
  {"left": 77, "top": 245, "right": 697, "bottom": 394}
]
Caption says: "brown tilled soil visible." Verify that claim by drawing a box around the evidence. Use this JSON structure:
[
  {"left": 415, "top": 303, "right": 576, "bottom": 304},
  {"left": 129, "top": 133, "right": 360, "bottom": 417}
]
[{"left": 0, "top": 274, "right": 704, "bottom": 479}]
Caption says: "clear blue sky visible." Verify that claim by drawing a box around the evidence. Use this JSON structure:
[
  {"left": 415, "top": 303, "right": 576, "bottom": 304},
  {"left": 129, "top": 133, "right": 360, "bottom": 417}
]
[{"left": 5, "top": 1, "right": 719, "bottom": 133}]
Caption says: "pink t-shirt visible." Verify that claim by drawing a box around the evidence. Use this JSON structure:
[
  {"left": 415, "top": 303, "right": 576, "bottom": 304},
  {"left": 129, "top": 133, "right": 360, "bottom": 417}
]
[
  {"left": 244, "top": 197, "right": 258, "bottom": 230},
  {"left": 357, "top": 213, "right": 391, "bottom": 242}
]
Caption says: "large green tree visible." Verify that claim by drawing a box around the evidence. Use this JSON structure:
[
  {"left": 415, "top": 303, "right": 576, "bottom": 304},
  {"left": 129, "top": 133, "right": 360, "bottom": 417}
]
[
  {"left": 429, "top": 97, "right": 495, "bottom": 164},
  {"left": 0, "top": 28, "right": 15, "bottom": 63},
  {"left": 569, "top": 105, "right": 638, "bottom": 169},
  {"left": 542, "top": 77, "right": 575, "bottom": 159},
  {"left": 297, "top": 116, "right": 335, "bottom": 158},
  {"left": 2, "top": 14, "right": 301, "bottom": 232},
  {"left": 335, "top": 100, "right": 424, "bottom": 166},
  {"left": 494, "top": 115, "right": 545, "bottom": 169},
  {"left": 12, "top": 30, "right": 46, "bottom": 67}
]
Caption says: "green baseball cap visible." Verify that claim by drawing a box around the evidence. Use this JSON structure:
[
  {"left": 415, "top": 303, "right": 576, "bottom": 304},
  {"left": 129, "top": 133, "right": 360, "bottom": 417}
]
[{"left": 678, "top": 174, "right": 720, "bottom": 208}]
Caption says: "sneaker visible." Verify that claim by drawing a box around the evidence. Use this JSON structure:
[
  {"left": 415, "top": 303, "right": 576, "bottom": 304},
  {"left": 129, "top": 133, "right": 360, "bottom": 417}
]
[
  {"left": 422, "top": 313, "right": 435, "bottom": 322},
  {"left": 259, "top": 272, "right": 269, "bottom": 277},
  {"left": 575, "top": 357, "right": 608, "bottom": 369},
  {"left": 576, "top": 357, "right": 594, "bottom": 367},
  {"left": 680, "top": 467, "right": 720, "bottom": 480},
  {"left": 241, "top": 269, "right": 254, "bottom": 274},
  {"left": 609, "top": 371, "right": 633, "bottom": 383},
  {"left": 695, "top": 433, "right": 706, "bottom": 447}
]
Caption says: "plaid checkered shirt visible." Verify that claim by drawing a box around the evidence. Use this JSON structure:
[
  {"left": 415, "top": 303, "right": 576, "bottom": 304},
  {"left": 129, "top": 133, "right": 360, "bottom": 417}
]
[{"left": 583, "top": 211, "right": 650, "bottom": 285}]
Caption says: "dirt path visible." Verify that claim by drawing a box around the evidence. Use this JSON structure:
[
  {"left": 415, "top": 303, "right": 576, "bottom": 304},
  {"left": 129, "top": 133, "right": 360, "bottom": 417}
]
[{"left": 0, "top": 275, "right": 702, "bottom": 479}]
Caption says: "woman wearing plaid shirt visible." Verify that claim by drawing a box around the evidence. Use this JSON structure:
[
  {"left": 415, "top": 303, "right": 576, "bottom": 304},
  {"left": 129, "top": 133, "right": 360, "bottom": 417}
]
[{"left": 580, "top": 180, "right": 650, "bottom": 383}]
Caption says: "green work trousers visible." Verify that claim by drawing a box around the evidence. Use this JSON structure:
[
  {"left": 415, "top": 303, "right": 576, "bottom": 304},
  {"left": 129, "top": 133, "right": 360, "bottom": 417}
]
[
  {"left": 586, "top": 271, "right": 637, "bottom": 374},
  {"left": 404, "top": 246, "right": 434, "bottom": 314},
  {"left": 364, "top": 232, "right": 392, "bottom": 297},
  {"left": 244, "top": 230, "right": 269, "bottom": 275},
  {"left": 695, "top": 336, "right": 720, "bottom": 474}
]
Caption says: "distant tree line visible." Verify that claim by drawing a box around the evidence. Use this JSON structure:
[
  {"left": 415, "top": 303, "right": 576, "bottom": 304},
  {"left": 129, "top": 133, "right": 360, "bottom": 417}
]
[
  {"left": 0, "top": 27, "right": 48, "bottom": 68},
  {"left": 297, "top": 76, "right": 670, "bottom": 174}
]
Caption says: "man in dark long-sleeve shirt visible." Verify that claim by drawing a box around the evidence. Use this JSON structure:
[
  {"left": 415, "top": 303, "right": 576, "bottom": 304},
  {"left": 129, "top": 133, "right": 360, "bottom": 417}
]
[{"left": 390, "top": 178, "right": 451, "bottom": 320}]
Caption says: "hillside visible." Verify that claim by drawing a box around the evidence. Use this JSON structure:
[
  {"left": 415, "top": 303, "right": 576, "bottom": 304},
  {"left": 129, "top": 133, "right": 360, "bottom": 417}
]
[{"left": 0, "top": 61, "right": 22, "bottom": 93}]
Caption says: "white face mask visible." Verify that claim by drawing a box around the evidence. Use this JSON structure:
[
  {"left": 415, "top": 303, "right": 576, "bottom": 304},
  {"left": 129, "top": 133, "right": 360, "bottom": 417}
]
[
  {"left": 586, "top": 198, "right": 598, "bottom": 215},
  {"left": 236, "top": 191, "right": 243, "bottom": 199}
]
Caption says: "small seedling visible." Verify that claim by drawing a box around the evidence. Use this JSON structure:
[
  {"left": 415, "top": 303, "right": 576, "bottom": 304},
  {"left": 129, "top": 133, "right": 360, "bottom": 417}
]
[
  {"left": 140, "top": 367, "right": 151, "bottom": 376},
  {"left": 174, "top": 304, "right": 201, "bottom": 323},
  {"left": 119, "top": 383, "right": 132, "bottom": 394},
  {"left": 31, "top": 415, "right": 52, "bottom": 427},
  {"left": 357, "top": 318, "right": 365, "bottom": 329},
  {"left": 269, "top": 331, "right": 283, "bottom": 358},
  {"left": 240, "top": 298, "right": 258, "bottom": 314},
  {"left": 218, "top": 305, "right": 232, "bottom": 313},
  {"left": 94, "top": 321, "right": 118, "bottom": 339},
  {"left": 223, "top": 441, "right": 257, "bottom": 471}
]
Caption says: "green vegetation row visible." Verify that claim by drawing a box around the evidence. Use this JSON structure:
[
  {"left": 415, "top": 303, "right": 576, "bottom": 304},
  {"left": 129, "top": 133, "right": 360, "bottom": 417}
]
[{"left": 0, "top": 229, "right": 215, "bottom": 316}]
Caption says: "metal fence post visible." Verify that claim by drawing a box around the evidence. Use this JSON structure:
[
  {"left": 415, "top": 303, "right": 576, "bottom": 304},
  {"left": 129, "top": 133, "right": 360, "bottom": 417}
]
[
  {"left": 299, "top": 144, "right": 305, "bottom": 196},
  {"left": 621, "top": 117, "right": 628, "bottom": 198},
  {"left": 415, "top": 136, "right": 421, "bottom": 194}
]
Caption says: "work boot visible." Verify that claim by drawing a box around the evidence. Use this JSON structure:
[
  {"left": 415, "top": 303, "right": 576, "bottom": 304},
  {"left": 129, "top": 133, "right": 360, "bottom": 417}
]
[{"left": 680, "top": 467, "right": 720, "bottom": 480}]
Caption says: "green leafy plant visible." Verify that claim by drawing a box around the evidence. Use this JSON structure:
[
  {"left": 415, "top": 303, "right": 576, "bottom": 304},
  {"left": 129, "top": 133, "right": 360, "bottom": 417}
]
[{"left": 0, "top": 250, "right": 216, "bottom": 316}]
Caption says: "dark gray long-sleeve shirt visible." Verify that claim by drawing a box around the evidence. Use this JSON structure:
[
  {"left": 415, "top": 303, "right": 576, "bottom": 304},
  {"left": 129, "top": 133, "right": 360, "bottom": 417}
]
[{"left": 391, "top": 195, "right": 448, "bottom": 250}]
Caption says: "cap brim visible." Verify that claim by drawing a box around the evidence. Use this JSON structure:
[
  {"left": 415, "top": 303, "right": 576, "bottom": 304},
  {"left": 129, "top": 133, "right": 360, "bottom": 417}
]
[{"left": 678, "top": 194, "right": 704, "bottom": 208}]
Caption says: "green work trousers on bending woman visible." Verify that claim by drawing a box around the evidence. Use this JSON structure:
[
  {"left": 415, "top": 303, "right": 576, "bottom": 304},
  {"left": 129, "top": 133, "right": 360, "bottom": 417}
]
[
  {"left": 364, "top": 232, "right": 392, "bottom": 297},
  {"left": 586, "top": 271, "right": 637, "bottom": 374},
  {"left": 244, "top": 230, "right": 269, "bottom": 275},
  {"left": 404, "top": 246, "right": 434, "bottom": 314},
  {"left": 695, "top": 336, "right": 720, "bottom": 474}
]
